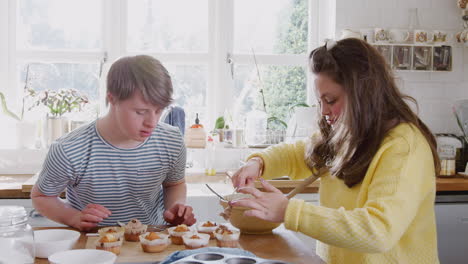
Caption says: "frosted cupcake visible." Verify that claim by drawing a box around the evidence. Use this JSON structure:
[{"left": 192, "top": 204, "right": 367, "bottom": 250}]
[
  {"left": 167, "top": 224, "right": 193, "bottom": 245},
  {"left": 214, "top": 225, "right": 240, "bottom": 248},
  {"left": 197, "top": 221, "right": 218, "bottom": 239},
  {"left": 95, "top": 233, "right": 123, "bottom": 255},
  {"left": 124, "top": 218, "right": 148, "bottom": 242},
  {"left": 182, "top": 233, "right": 210, "bottom": 249},
  {"left": 139, "top": 232, "right": 170, "bottom": 253},
  {"left": 98, "top": 226, "right": 125, "bottom": 240}
]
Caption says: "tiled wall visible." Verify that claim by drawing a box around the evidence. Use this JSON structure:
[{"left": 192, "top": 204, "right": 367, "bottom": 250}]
[{"left": 336, "top": 0, "right": 468, "bottom": 134}]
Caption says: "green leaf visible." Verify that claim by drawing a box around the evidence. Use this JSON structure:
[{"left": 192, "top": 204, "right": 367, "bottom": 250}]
[
  {"left": 268, "top": 116, "right": 288, "bottom": 129},
  {"left": 0, "top": 92, "right": 21, "bottom": 121},
  {"left": 214, "top": 116, "right": 225, "bottom": 129}
]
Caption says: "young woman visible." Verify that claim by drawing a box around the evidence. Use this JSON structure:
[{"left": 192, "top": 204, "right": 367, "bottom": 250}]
[{"left": 231, "top": 38, "right": 440, "bottom": 263}]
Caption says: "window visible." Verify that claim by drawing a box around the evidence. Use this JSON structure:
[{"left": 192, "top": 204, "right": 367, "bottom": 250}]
[
  {"left": 232, "top": 0, "right": 309, "bottom": 126},
  {"left": 0, "top": 0, "right": 327, "bottom": 150}
]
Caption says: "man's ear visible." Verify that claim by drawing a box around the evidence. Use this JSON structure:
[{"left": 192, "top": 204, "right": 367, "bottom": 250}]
[{"left": 107, "top": 92, "right": 115, "bottom": 106}]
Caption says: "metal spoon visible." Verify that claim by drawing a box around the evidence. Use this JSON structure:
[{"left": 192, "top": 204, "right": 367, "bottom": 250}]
[{"left": 205, "top": 184, "right": 229, "bottom": 202}]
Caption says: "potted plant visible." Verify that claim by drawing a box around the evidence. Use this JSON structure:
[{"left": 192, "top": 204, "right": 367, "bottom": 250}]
[
  {"left": 28, "top": 88, "right": 89, "bottom": 145},
  {"left": 0, "top": 66, "right": 41, "bottom": 148}
]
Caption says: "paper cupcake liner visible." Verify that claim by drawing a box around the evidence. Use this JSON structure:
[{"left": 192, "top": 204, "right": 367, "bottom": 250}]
[
  {"left": 139, "top": 233, "right": 170, "bottom": 246},
  {"left": 125, "top": 225, "right": 148, "bottom": 235},
  {"left": 95, "top": 238, "right": 123, "bottom": 248}
]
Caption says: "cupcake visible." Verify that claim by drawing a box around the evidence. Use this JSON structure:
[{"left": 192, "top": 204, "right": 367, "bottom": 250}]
[
  {"left": 182, "top": 233, "right": 210, "bottom": 249},
  {"left": 124, "top": 218, "right": 148, "bottom": 242},
  {"left": 139, "top": 232, "right": 170, "bottom": 253},
  {"left": 95, "top": 234, "right": 123, "bottom": 255},
  {"left": 167, "top": 224, "right": 193, "bottom": 245},
  {"left": 197, "top": 221, "right": 218, "bottom": 239},
  {"left": 98, "top": 226, "right": 125, "bottom": 240},
  {"left": 214, "top": 225, "right": 240, "bottom": 248}
]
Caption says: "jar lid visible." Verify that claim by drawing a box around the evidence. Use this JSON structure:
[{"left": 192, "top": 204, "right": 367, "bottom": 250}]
[{"left": 0, "top": 206, "right": 28, "bottom": 226}]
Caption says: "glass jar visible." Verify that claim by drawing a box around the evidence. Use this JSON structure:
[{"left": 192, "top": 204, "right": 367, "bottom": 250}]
[{"left": 0, "top": 206, "right": 35, "bottom": 264}]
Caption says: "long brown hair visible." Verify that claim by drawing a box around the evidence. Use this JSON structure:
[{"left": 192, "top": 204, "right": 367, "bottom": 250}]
[{"left": 306, "top": 38, "right": 440, "bottom": 187}]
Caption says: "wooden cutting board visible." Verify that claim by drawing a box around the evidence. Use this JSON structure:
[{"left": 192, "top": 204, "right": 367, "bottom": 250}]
[{"left": 85, "top": 236, "right": 239, "bottom": 262}]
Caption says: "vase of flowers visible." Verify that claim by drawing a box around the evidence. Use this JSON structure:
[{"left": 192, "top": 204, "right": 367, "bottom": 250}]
[{"left": 28, "top": 88, "right": 89, "bottom": 146}]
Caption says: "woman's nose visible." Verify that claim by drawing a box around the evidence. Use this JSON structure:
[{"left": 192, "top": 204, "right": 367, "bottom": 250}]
[{"left": 320, "top": 103, "right": 330, "bottom": 116}]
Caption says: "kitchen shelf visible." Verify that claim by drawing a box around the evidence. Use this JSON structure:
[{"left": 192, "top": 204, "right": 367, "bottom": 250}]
[{"left": 371, "top": 43, "right": 452, "bottom": 72}]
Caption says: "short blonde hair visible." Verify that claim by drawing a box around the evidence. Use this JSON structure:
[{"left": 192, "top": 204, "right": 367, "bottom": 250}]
[{"left": 106, "top": 55, "right": 173, "bottom": 107}]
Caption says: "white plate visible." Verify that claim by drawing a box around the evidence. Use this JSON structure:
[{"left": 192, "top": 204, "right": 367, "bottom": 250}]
[{"left": 48, "top": 249, "right": 116, "bottom": 264}]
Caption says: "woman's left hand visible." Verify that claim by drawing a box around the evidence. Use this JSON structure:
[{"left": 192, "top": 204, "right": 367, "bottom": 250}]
[{"left": 230, "top": 178, "right": 289, "bottom": 223}]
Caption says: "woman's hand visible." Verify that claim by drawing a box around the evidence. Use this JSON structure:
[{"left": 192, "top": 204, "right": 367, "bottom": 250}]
[
  {"left": 163, "top": 203, "right": 196, "bottom": 226},
  {"left": 72, "top": 204, "right": 112, "bottom": 231},
  {"left": 229, "top": 178, "right": 289, "bottom": 223},
  {"left": 231, "top": 157, "right": 263, "bottom": 188}
]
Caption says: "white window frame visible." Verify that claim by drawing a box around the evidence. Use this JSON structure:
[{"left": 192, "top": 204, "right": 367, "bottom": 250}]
[
  {"left": 0, "top": 0, "right": 335, "bottom": 172},
  {"left": 3, "top": 0, "right": 334, "bottom": 125}
]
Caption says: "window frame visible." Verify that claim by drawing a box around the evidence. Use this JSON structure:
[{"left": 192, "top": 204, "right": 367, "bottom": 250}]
[{"left": 0, "top": 0, "right": 335, "bottom": 152}]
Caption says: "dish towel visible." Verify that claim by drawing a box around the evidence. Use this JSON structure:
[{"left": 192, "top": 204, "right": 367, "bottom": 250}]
[
  {"left": 162, "top": 105, "right": 185, "bottom": 136},
  {"left": 160, "top": 247, "right": 257, "bottom": 264}
]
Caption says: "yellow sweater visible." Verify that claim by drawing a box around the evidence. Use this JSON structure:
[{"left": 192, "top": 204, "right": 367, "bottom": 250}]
[{"left": 252, "top": 123, "right": 439, "bottom": 264}]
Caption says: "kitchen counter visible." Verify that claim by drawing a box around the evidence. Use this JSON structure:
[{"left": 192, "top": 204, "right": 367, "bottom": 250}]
[
  {"left": 2, "top": 173, "right": 468, "bottom": 199},
  {"left": 33, "top": 226, "right": 325, "bottom": 264}
]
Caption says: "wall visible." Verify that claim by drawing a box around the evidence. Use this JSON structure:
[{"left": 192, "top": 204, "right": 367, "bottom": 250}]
[{"left": 336, "top": 0, "right": 468, "bottom": 134}]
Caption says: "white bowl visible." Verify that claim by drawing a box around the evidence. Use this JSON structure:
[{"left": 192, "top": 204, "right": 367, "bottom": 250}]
[
  {"left": 48, "top": 249, "right": 116, "bottom": 264},
  {"left": 34, "top": 229, "right": 81, "bottom": 258}
]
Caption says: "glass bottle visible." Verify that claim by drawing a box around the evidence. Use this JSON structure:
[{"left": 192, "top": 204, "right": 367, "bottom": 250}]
[
  {"left": 205, "top": 136, "right": 216, "bottom": 176},
  {"left": 245, "top": 109, "right": 267, "bottom": 146},
  {"left": 0, "top": 206, "right": 35, "bottom": 264},
  {"left": 408, "top": 8, "right": 420, "bottom": 43}
]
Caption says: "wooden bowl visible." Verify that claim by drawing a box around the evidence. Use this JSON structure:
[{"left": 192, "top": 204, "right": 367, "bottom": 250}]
[{"left": 220, "top": 194, "right": 281, "bottom": 234}]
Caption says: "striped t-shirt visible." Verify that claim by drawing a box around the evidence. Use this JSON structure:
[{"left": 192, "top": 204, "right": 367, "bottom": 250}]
[{"left": 36, "top": 120, "right": 186, "bottom": 225}]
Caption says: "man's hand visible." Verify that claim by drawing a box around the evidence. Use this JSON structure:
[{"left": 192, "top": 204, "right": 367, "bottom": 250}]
[
  {"left": 163, "top": 203, "right": 196, "bottom": 226},
  {"left": 71, "top": 204, "right": 112, "bottom": 231}
]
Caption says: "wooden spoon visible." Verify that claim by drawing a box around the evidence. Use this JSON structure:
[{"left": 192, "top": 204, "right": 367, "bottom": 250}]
[
  {"left": 286, "top": 173, "right": 321, "bottom": 199},
  {"left": 226, "top": 170, "right": 322, "bottom": 200}
]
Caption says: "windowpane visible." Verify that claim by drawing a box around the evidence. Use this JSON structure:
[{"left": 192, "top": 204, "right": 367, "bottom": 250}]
[
  {"left": 18, "top": 63, "right": 100, "bottom": 100},
  {"left": 127, "top": 0, "right": 209, "bottom": 52},
  {"left": 17, "top": 63, "right": 101, "bottom": 120},
  {"left": 166, "top": 65, "right": 207, "bottom": 126},
  {"left": 234, "top": 0, "right": 308, "bottom": 54},
  {"left": 233, "top": 64, "right": 307, "bottom": 125},
  {"left": 17, "top": 0, "right": 102, "bottom": 50}
]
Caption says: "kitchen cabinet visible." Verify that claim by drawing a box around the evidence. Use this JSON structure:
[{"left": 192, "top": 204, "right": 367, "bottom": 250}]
[{"left": 435, "top": 192, "right": 468, "bottom": 264}]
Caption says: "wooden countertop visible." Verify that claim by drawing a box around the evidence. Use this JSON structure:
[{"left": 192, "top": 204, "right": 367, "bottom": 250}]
[
  {"left": 33, "top": 226, "right": 324, "bottom": 264},
  {"left": 2, "top": 173, "right": 468, "bottom": 199}
]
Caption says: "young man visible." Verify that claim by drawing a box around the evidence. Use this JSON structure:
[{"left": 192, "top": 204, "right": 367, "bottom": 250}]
[{"left": 31, "top": 55, "right": 196, "bottom": 230}]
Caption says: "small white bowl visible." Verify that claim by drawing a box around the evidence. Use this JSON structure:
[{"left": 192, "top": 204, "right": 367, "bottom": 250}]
[
  {"left": 34, "top": 229, "right": 81, "bottom": 258},
  {"left": 48, "top": 249, "right": 116, "bottom": 264}
]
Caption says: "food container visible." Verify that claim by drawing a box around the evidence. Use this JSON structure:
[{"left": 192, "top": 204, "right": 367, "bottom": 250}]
[
  {"left": 172, "top": 252, "right": 290, "bottom": 264},
  {"left": 436, "top": 134, "right": 463, "bottom": 177},
  {"left": 34, "top": 229, "right": 80, "bottom": 258},
  {"left": 0, "top": 206, "right": 35, "bottom": 264}
]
